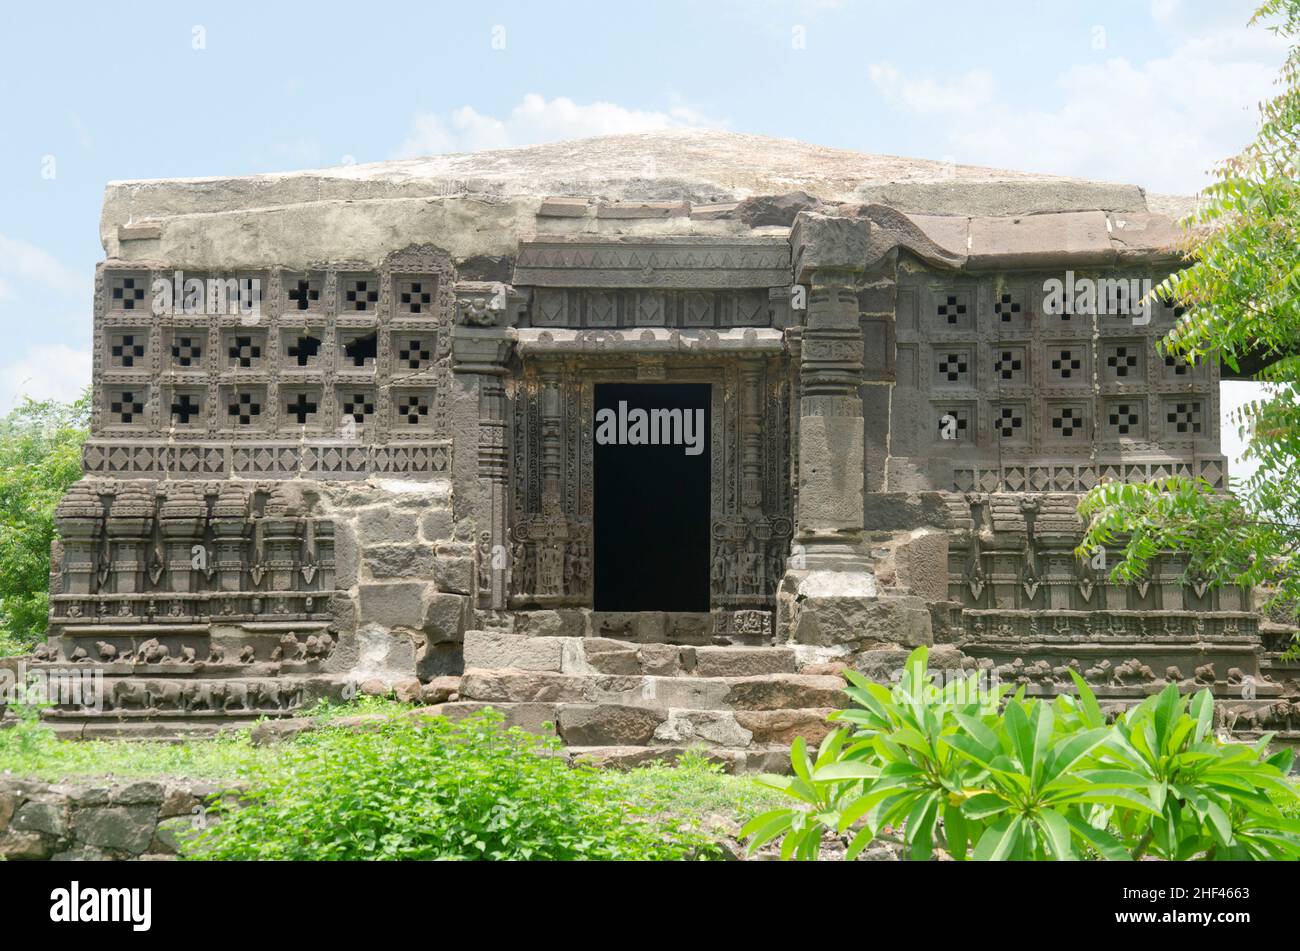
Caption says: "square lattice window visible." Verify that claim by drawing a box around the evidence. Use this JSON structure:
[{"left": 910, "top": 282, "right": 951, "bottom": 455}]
[
  {"left": 1104, "top": 399, "right": 1146, "bottom": 439},
  {"left": 994, "top": 291, "right": 1024, "bottom": 324},
  {"left": 339, "top": 331, "right": 378, "bottom": 369},
  {"left": 994, "top": 346, "right": 1027, "bottom": 384},
  {"left": 393, "top": 391, "right": 434, "bottom": 429},
  {"left": 224, "top": 332, "right": 266, "bottom": 369},
  {"left": 934, "top": 348, "right": 972, "bottom": 386},
  {"left": 934, "top": 405, "right": 973, "bottom": 443},
  {"left": 393, "top": 334, "right": 436, "bottom": 371},
  {"left": 995, "top": 405, "right": 1027, "bottom": 441},
  {"left": 108, "top": 389, "right": 147, "bottom": 426},
  {"left": 109, "top": 331, "right": 148, "bottom": 368},
  {"left": 1047, "top": 346, "right": 1086, "bottom": 383},
  {"left": 284, "top": 275, "right": 323, "bottom": 313},
  {"left": 167, "top": 389, "right": 206, "bottom": 427},
  {"left": 170, "top": 333, "right": 204, "bottom": 368},
  {"left": 933, "top": 290, "right": 973, "bottom": 329},
  {"left": 396, "top": 277, "right": 437, "bottom": 315},
  {"left": 282, "top": 388, "right": 323, "bottom": 428},
  {"left": 1164, "top": 400, "right": 1204, "bottom": 436},
  {"left": 339, "top": 390, "right": 377, "bottom": 429},
  {"left": 283, "top": 330, "right": 325, "bottom": 368},
  {"left": 342, "top": 277, "right": 380, "bottom": 313},
  {"left": 1103, "top": 342, "right": 1144, "bottom": 381},
  {"left": 1162, "top": 353, "right": 1195, "bottom": 378},
  {"left": 1048, "top": 404, "right": 1089, "bottom": 440},
  {"left": 109, "top": 273, "right": 148, "bottom": 312},
  {"left": 222, "top": 387, "right": 266, "bottom": 428}
]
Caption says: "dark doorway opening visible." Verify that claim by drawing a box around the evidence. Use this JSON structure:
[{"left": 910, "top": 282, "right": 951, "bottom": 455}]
[{"left": 594, "top": 383, "right": 711, "bottom": 612}]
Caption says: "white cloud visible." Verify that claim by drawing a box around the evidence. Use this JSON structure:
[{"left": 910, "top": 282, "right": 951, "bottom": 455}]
[
  {"left": 0, "top": 344, "right": 91, "bottom": 410},
  {"left": 869, "top": 63, "right": 998, "bottom": 114},
  {"left": 1150, "top": 0, "right": 1182, "bottom": 25},
  {"left": 868, "top": 25, "right": 1287, "bottom": 193},
  {"left": 0, "top": 234, "right": 87, "bottom": 298},
  {"left": 395, "top": 94, "right": 721, "bottom": 157}
]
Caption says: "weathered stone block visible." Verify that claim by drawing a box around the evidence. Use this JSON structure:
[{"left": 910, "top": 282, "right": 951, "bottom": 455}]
[
  {"left": 392, "top": 677, "right": 423, "bottom": 704},
  {"left": 464, "top": 631, "right": 564, "bottom": 671},
  {"left": 0, "top": 791, "right": 16, "bottom": 833},
  {"left": 433, "top": 555, "right": 474, "bottom": 595},
  {"left": 333, "top": 520, "right": 359, "bottom": 588},
  {"left": 12, "top": 800, "right": 67, "bottom": 837},
  {"left": 894, "top": 532, "right": 950, "bottom": 603},
  {"left": 356, "top": 507, "right": 420, "bottom": 546},
  {"left": 152, "top": 815, "right": 198, "bottom": 854},
  {"left": 424, "top": 701, "right": 559, "bottom": 734},
  {"left": 653, "top": 710, "right": 752, "bottom": 748},
  {"left": 366, "top": 543, "right": 436, "bottom": 579},
  {"left": 735, "top": 708, "right": 837, "bottom": 746},
  {"left": 423, "top": 593, "right": 467, "bottom": 644},
  {"left": 73, "top": 806, "right": 157, "bottom": 854},
  {"left": 458, "top": 670, "right": 588, "bottom": 704},
  {"left": 723, "top": 674, "right": 848, "bottom": 711},
  {"left": 558, "top": 704, "right": 666, "bottom": 746},
  {"left": 421, "top": 675, "right": 461, "bottom": 704},
  {"left": 420, "top": 508, "right": 454, "bottom": 543},
  {"left": 692, "top": 647, "right": 797, "bottom": 678},
  {"left": 0, "top": 831, "right": 50, "bottom": 860},
  {"left": 358, "top": 582, "right": 428, "bottom": 629},
  {"left": 113, "top": 781, "right": 165, "bottom": 805}
]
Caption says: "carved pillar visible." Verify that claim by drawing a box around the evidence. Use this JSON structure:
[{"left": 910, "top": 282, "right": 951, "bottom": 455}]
[
  {"left": 452, "top": 281, "right": 526, "bottom": 613},
  {"left": 778, "top": 213, "right": 932, "bottom": 647},
  {"left": 261, "top": 489, "right": 302, "bottom": 595},
  {"left": 210, "top": 484, "right": 250, "bottom": 595},
  {"left": 538, "top": 365, "right": 563, "bottom": 518},
  {"left": 52, "top": 481, "right": 105, "bottom": 598},
  {"left": 105, "top": 483, "right": 155, "bottom": 595},
  {"left": 739, "top": 359, "right": 764, "bottom": 514},
  {"left": 158, "top": 483, "right": 207, "bottom": 594},
  {"left": 789, "top": 213, "right": 869, "bottom": 570}
]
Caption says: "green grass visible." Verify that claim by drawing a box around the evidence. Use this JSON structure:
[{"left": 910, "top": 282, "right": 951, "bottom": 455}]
[{"left": 600, "top": 748, "right": 790, "bottom": 828}]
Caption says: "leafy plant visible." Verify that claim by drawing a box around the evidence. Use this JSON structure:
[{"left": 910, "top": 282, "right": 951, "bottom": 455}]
[
  {"left": 1077, "top": 1, "right": 1300, "bottom": 623},
  {"left": 743, "top": 647, "right": 1300, "bottom": 860},
  {"left": 187, "top": 709, "right": 722, "bottom": 861},
  {"left": 0, "top": 392, "right": 89, "bottom": 655}
]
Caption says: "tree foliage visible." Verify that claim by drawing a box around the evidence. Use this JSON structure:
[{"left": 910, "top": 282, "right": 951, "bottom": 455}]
[
  {"left": 1077, "top": 1, "right": 1300, "bottom": 618},
  {"left": 0, "top": 392, "right": 89, "bottom": 655}
]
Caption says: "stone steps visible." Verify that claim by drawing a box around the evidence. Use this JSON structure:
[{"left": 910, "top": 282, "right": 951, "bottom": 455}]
[
  {"left": 440, "top": 629, "right": 850, "bottom": 770},
  {"left": 560, "top": 745, "right": 793, "bottom": 774}
]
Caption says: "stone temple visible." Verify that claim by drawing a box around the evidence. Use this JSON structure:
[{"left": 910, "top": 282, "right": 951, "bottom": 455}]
[{"left": 34, "top": 130, "right": 1298, "bottom": 764}]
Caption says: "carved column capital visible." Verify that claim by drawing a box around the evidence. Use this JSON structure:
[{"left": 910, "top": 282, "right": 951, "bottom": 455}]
[{"left": 453, "top": 281, "right": 529, "bottom": 328}]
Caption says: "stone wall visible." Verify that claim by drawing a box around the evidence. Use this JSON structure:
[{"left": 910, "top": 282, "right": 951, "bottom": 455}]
[
  {"left": 33, "top": 476, "right": 463, "bottom": 734},
  {"left": 0, "top": 778, "right": 237, "bottom": 861}
]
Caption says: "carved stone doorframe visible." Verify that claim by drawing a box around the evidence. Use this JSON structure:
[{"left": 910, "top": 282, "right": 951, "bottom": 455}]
[{"left": 505, "top": 342, "right": 792, "bottom": 630}]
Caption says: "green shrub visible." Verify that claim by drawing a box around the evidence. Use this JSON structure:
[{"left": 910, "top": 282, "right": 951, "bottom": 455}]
[
  {"left": 0, "top": 393, "right": 89, "bottom": 655},
  {"left": 187, "top": 710, "right": 721, "bottom": 861},
  {"left": 743, "top": 647, "right": 1300, "bottom": 860}
]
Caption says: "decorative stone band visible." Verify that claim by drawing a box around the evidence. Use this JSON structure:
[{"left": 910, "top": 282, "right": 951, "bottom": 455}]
[
  {"left": 82, "top": 439, "right": 452, "bottom": 479},
  {"left": 513, "top": 236, "right": 792, "bottom": 289},
  {"left": 513, "top": 326, "right": 785, "bottom": 357},
  {"left": 953, "top": 458, "right": 1227, "bottom": 494}
]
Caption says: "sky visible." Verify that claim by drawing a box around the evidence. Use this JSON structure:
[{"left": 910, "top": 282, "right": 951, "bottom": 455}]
[{"left": 0, "top": 0, "right": 1287, "bottom": 478}]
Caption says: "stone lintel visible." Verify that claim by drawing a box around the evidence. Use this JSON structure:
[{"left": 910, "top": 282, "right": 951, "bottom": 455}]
[
  {"left": 513, "top": 235, "right": 792, "bottom": 289},
  {"left": 514, "top": 327, "right": 785, "bottom": 356}
]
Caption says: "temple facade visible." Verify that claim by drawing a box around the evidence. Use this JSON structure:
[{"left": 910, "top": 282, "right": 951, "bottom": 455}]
[{"left": 33, "top": 131, "right": 1298, "bottom": 762}]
